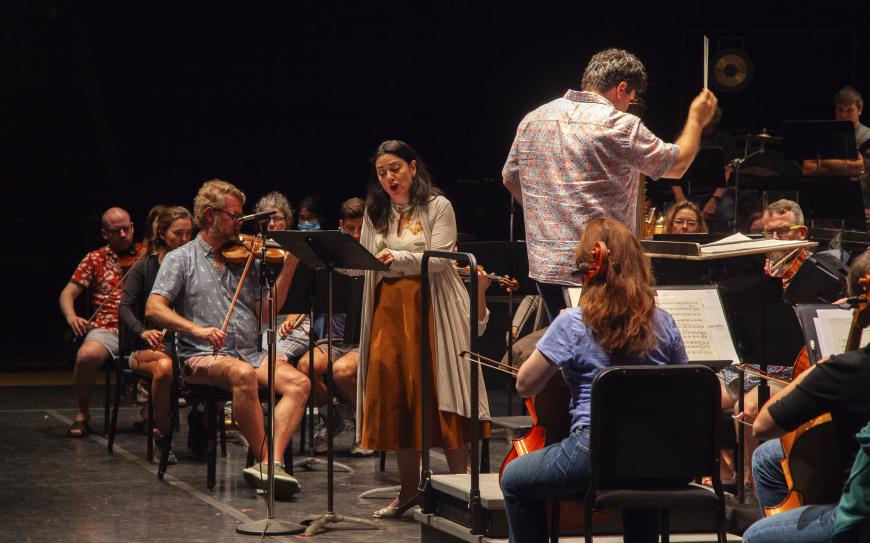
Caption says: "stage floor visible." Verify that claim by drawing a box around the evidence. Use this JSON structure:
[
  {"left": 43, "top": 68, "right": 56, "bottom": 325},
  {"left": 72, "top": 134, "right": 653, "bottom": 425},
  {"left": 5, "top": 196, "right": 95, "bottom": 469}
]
[{"left": 0, "top": 379, "right": 436, "bottom": 543}]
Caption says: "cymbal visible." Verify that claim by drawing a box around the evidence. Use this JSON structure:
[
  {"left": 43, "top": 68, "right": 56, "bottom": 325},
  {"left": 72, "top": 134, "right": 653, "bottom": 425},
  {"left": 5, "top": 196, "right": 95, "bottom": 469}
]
[{"left": 736, "top": 131, "right": 783, "bottom": 144}]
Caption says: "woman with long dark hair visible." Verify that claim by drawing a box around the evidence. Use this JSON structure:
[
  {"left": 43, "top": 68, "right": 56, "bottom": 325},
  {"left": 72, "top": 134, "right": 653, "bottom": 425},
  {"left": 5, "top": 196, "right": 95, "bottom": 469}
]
[
  {"left": 500, "top": 218, "right": 688, "bottom": 542},
  {"left": 355, "top": 140, "right": 490, "bottom": 518},
  {"left": 119, "top": 206, "right": 193, "bottom": 463}
]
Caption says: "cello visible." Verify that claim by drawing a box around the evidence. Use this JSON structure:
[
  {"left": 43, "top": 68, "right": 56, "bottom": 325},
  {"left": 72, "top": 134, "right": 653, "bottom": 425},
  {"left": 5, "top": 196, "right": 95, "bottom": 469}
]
[{"left": 466, "top": 242, "right": 615, "bottom": 530}]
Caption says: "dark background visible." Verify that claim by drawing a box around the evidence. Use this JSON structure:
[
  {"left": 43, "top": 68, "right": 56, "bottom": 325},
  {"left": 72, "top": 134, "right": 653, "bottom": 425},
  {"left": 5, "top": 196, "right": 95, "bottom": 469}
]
[{"left": 3, "top": 1, "right": 868, "bottom": 366}]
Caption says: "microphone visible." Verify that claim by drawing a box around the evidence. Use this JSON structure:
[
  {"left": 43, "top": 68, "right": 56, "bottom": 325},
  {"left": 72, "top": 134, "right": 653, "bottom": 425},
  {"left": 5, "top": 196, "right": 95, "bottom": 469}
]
[{"left": 239, "top": 210, "right": 276, "bottom": 223}]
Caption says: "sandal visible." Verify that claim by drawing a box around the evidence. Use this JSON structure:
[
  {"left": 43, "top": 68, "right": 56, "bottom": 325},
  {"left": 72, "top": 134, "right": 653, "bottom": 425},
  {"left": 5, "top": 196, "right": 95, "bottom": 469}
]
[
  {"left": 372, "top": 494, "right": 421, "bottom": 519},
  {"left": 67, "top": 419, "right": 91, "bottom": 438}
]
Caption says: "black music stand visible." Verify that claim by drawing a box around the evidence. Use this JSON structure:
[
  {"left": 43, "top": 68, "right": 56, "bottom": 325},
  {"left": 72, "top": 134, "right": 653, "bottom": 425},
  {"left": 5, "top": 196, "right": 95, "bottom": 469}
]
[
  {"left": 781, "top": 120, "right": 857, "bottom": 162},
  {"left": 268, "top": 230, "right": 387, "bottom": 536},
  {"left": 235, "top": 231, "right": 308, "bottom": 537}
]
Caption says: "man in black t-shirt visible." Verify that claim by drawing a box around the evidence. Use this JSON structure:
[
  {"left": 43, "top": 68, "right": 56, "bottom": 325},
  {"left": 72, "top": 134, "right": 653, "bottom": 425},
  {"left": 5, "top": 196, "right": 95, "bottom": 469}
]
[{"left": 742, "top": 250, "right": 870, "bottom": 542}]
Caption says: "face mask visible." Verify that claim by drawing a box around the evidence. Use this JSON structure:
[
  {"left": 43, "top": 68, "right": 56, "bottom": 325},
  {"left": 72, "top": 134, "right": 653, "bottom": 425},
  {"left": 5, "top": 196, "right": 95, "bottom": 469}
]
[{"left": 297, "top": 220, "right": 320, "bottom": 231}]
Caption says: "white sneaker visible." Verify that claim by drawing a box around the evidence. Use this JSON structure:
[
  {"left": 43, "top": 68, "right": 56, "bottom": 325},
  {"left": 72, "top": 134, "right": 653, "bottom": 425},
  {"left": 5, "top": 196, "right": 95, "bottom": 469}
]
[{"left": 242, "top": 461, "right": 301, "bottom": 499}]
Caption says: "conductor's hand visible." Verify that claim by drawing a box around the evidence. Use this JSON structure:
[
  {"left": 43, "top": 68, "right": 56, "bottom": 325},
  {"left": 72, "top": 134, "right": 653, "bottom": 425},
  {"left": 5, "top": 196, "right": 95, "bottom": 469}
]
[
  {"left": 67, "top": 315, "right": 90, "bottom": 337},
  {"left": 191, "top": 324, "right": 225, "bottom": 350},
  {"left": 375, "top": 248, "right": 395, "bottom": 266},
  {"left": 140, "top": 329, "right": 164, "bottom": 350},
  {"left": 688, "top": 88, "right": 718, "bottom": 127}
]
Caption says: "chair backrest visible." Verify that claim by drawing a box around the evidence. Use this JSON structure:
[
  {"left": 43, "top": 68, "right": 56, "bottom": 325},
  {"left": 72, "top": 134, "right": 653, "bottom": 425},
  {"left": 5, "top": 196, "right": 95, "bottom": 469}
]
[{"left": 589, "top": 364, "right": 720, "bottom": 489}]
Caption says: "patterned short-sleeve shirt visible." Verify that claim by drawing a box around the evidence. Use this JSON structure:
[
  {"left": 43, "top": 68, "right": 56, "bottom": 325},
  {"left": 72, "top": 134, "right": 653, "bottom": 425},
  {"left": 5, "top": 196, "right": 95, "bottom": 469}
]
[
  {"left": 151, "top": 235, "right": 265, "bottom": 366},
  {"left": 70, "top": 245, "right": 124, "bottom": 333},
  {"left": 503, "top": 90, "right": 679, "bottom": 285}
]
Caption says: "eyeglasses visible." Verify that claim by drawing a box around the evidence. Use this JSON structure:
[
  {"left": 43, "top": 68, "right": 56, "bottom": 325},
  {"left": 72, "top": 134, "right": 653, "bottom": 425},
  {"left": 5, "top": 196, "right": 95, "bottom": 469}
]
[
  {"left": 213, "top": 208, "right": 243, "bottom": 222},
  {"left": 104, "top": 224, "right": 133, "bottom": 234},
  {"left": 672, "top": 218, "right": 699, "bottom": 228},
  {"left": 762, "top": 225, "right": 803, "bottom": 239}
]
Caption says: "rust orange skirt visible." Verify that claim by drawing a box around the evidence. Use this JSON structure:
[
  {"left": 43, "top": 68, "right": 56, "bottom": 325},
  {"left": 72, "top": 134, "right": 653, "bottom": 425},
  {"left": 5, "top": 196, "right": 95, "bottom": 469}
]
[{"left": 361, "top": 276, "right": 490, "bottom": 451}]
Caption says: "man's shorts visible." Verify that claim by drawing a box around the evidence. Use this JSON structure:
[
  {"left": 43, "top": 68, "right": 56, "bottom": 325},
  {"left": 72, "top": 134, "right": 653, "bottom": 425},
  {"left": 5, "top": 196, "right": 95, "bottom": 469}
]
[
  {"left": 183, "top": 351, "right": 287, "bottom": 385},
  {"left": 83, "top": 328, "right": 119, "bottom": 359}
]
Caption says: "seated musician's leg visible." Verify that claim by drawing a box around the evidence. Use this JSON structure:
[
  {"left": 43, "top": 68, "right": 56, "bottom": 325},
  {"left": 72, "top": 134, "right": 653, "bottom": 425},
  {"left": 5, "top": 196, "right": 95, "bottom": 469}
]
[
  {"left": 71, "top": 329, "right": 117, "bottom": 434},
  {"left": 296, "top": 347, "right": 329, "bottom": 407},
  {"left": 500, "top": 430, "right": 594, "bottom": 543},
  {"left": 741, "top": 504, "right": 837, "bottom": 543},
  {"left": 185, "top": 355, "right": 265, "bottom": 460},
  {"left": 333, "top": 350, "right": 359, "bottom": 406},
  {"left": 751, "top": 439, "right": 788, "bottom": 511},
  {"left": 258, "top": 354, "right": 310, "bottom": 462},
  {"left": 130, "top": 350, "right": 173, "bottom": 437}
]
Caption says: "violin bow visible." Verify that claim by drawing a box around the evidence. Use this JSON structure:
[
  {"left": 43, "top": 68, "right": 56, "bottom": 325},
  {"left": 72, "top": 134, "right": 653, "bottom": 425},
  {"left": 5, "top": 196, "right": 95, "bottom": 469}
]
[{"left": 459, "top": 350, "right": 519, "bottom": 376}]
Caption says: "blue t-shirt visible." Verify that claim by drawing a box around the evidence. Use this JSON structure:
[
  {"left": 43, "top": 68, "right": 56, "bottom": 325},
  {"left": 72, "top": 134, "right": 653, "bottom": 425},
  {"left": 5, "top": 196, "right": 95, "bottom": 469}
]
[
  {"left": 151, "top": 235, "right": 265, "bottom": 366},
  {"left": 536, "top": 307, "right": 687, "bottom": 431}
]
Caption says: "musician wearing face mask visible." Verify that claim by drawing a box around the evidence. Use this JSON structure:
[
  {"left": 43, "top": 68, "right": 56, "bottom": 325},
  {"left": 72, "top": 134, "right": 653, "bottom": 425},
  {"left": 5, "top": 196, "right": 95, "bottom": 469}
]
[
  {"left": 297, "top": 194, "right": 323, "bottom": 231},
  {"left": 741, "top": 250, "right": 870, "bottom": 543},
  {"left": 145, "top": 179, "right": 309, "bottom": 499}
]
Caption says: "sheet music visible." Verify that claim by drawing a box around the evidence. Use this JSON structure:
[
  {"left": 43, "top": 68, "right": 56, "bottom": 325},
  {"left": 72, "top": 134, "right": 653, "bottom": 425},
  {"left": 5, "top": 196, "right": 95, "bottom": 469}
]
[
  {"left": 567, "top": 286, "right": 740, "bottom": 362},
  {"left": 700, "top": 238, "right": 807, "bottom": 256},
  {"left": 655, "top": 288, "right": 740, "bottom": 363},
  {"left": 813, "top": 308, "right": 870, "bottom": 357}
]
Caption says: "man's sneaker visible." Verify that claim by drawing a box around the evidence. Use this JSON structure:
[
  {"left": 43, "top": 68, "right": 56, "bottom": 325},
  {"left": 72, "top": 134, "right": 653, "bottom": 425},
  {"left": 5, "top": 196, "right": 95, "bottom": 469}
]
[
  {"left": 349, "top": 442, "right": 375, "bottom": 457},
  {"left": 153, "top": 435, "right": 178, "bottom": 465},
  {"left": 242, "top": 461, "right": 301, "bottom": 499}
]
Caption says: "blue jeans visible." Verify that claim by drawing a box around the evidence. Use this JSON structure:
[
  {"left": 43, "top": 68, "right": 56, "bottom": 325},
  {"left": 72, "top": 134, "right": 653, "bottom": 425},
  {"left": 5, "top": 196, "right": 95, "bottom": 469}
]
[
  {"left": 535, "top": 281, "right": 567, "bottom": 324},
  {"left": 741, "top": 505, "right": 837, "bottom": 543},
  {"left": 500, "top": 428, "right": 660, "bottom": 543},
  {"left": 745, "top": 439, "right": 836, "bottom": 543}
]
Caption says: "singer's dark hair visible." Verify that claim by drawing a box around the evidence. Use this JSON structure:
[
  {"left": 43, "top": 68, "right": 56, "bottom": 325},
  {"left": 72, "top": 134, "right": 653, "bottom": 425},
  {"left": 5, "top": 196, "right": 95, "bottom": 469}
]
[{"left": 366, "top": 140, "right": 441, "bottom": 235}]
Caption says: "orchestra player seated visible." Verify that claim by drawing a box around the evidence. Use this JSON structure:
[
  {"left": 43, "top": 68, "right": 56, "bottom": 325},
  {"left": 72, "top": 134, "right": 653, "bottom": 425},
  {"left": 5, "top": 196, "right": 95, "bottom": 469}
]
[
  {"left": 801, "top": 86, "right": 868, "bottom": 178},
  {"left": 500, "top": 218, "right": 688, "bottom": 543},
  {"left": 59, "top": 207, "right": 137, "bottom": 438},
  {"left": 741, "top": 249, "right": 870, "bottom": 542},
  {"left": 663, "top": 200, "right": 708, "bottom": 234},
  {"left": 146, "top": 180, "right": 309, "bottom": 499}
]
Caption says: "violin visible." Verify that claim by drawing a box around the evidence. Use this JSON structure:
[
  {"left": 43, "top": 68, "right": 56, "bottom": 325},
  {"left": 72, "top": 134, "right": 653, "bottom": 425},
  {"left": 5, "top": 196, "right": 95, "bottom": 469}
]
[
  {"left": 752, "top": 271, "right": 870, "bottom": 517},
  {"left": 766, "top": 247, "right": 809, "bottom": 289},
  {"left": 456, "top": 264, "right": 519, "bottom": 293},
  {"left": 221, "top": 233, "right": 286, "bottom": 266}
]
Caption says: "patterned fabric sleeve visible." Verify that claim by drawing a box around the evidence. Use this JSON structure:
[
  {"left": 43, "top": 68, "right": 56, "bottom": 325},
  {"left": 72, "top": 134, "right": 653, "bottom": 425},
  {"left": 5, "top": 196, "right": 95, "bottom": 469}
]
[
  {"left": 617, "top": 118, "right": 679, "bottom": 181},
  {"left": 70, "top": 252, "right": 97, "bottom": 290},
  {"left": 501, "top": 132, "right": 521, "bottom": 187}
]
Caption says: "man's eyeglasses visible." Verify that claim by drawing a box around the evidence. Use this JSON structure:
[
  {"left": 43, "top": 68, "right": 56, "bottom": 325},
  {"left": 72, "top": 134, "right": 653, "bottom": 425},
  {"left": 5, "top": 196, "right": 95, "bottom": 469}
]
[
  {"left": 104, "top": 224, "right": 133, "bottom": 235},
  {"left": 213, "top": 208, "right": 243, "bottom": 222},
  {"left": 762, "top": 225, "right": 802, "bottom": 239},
  {"left": 672, "top": 218, "right": 698, "bottom": 228}
]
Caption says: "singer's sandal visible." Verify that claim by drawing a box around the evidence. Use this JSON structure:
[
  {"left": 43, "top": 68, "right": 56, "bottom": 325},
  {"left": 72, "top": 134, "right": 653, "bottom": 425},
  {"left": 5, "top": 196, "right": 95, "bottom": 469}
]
[{"left": 67, "top": 419, "right": 91, "bottom": 438}]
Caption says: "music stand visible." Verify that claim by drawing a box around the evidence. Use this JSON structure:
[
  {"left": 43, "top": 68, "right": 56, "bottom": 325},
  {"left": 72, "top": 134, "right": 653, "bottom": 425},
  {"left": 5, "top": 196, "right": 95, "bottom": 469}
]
[
  {"left": 781, "top": 120, "right": 857, "bottom": 162},
  {"left": 235, "top": 230, "right": 308, "bottom": 537},
  {"left": 268, "top": 230, "right": 387, "bottom": 536}
]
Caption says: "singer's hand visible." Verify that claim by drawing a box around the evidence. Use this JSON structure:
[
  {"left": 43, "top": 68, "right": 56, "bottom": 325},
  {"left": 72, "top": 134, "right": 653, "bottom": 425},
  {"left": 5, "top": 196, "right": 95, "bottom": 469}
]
[
  {"left": 191, "top": 324, "right": 225, "bottom": 350},
  {"left": 375, "top": 249, "right": 395, "bottom": 266}
]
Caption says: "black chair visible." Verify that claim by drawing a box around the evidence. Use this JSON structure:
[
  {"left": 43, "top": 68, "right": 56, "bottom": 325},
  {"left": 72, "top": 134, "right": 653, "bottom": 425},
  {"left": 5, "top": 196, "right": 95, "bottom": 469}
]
[{"left": 551, "top": 364, "right": 727, "bottom": 543}]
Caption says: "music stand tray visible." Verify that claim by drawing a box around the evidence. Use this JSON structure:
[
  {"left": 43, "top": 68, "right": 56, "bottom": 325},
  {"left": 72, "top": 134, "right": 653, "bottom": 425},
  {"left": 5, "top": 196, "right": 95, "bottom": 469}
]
[{"left": 266, "top": 230, "right": 387, "bottom": 536}]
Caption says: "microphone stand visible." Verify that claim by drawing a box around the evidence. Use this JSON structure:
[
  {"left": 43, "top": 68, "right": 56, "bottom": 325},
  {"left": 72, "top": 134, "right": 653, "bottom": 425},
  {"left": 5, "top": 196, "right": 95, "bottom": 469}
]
[
  {"left": 236, "top": 221, "right": 306, "bottom": 536},
  {"left": 729, "top": 140, "right": 766, "bottom": 233}
]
